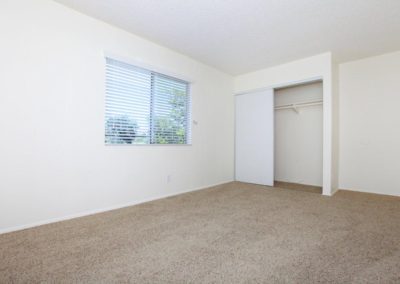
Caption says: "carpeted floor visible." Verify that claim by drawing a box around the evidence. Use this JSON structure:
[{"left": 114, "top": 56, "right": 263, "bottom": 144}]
[
  {"left": 274, "top": 180, "right": 322, "bottom": 194},
  {"left": 1, "top": 182, "right": 399, "bottom": 283}
]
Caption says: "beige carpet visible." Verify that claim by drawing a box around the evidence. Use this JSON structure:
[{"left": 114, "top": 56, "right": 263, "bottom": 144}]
[
  {"left": 274, "top": 181, "right": 322, "bottom": 194},
  {"left": 1, "top": 182, "right": 399, "bottom": 283}
]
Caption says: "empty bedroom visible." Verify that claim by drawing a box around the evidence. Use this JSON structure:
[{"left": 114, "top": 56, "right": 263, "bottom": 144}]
[{"left": 1, "top": 0, "right": 399, "bottom": 283}]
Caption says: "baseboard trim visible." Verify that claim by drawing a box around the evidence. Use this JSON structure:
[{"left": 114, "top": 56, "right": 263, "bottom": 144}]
[
  {"left": 0, "top": 180, "right": 233, "bottom": 235},
  {"left": 338, "top": 187, "right": 400, "bottom": 198},
  {"left": 330, "top": 186, "right": 339, "bottom": 196}
]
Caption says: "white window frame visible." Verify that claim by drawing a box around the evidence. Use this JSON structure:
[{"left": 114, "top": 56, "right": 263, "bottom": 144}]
[{"left": 104, "top": 54, "right": 193, "bottom": 146}]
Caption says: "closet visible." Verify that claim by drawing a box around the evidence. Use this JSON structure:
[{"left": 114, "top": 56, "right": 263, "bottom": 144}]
[{"left": 235, "top": 80, "right": 323, "bottom": 194}]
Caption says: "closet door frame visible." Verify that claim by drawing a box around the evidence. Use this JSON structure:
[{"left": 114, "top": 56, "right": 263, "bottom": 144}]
[{"left": 234, "top": 76, "right": 333, "bottom": 196}]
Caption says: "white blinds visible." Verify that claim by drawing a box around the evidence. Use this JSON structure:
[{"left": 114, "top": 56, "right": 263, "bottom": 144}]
[{"left": 105, "top": 58, "right": 191, "bottom": 145}]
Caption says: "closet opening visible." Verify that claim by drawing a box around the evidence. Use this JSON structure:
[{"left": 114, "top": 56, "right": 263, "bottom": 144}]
[{"left": 273, "top": 80, "right": 323, "bottom": 194}]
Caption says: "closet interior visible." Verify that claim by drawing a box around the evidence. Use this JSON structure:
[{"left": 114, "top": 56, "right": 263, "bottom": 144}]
[{"left": 274, "top": 81, "right": 323, "bottom": 194}]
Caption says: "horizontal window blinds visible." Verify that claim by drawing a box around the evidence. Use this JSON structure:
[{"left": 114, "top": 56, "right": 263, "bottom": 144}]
[{"left": 105, "top": 57, "right": 191, "bottom": 145}]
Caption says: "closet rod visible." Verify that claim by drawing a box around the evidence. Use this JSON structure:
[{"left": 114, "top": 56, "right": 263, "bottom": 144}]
[{"left": 275, "top": 100, "right": 323, "bottom": 111}]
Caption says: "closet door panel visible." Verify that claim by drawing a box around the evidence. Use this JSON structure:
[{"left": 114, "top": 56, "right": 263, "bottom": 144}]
[{"left": 235, "top": 89, "right": 274, "bottom": 186}]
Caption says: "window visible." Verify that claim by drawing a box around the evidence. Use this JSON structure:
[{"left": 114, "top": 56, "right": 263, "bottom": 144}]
[{"left": 105, "top": 57, "right": 191, "bottom": 145}]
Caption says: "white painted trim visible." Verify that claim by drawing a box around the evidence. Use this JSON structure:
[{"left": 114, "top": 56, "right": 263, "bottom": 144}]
[
  {"left": 339, "top": 187, "right": 400, "bottom": 197},
  {"left": 0, "top": 180, "right": 233, "bottom": 235},
  {"left": 103, "top": 51, "right": 195, "bottom": 84},
  {"left": 326, "top": 186, "right": 339, "bottom": 196},
  {"left": 322, "top": 73, "right": 333, "bottom": 196}
]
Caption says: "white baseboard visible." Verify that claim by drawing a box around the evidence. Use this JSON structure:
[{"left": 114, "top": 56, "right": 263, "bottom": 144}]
[
  {"left": 0, "top": 180, "right": 233, "bottom": 235},
  {"left": 330, "top": 186, "right": 339, "bottom": 196},
  {"left": 338, "top": 187, "right": 400, "bottom": 197}
]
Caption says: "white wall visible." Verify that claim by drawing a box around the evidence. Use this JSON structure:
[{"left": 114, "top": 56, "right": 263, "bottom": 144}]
[
  {"left": 234, "top": 53, "right": 337, "bottom": 196},
  {"left": 0, "top": 0, "right": 234, "bottom": 233},
  {"left": 339, "top": 51, "right": 400, "bottom": 196},
  {"left": 274, "top": 82, "right": 323, "bottom": 186}
]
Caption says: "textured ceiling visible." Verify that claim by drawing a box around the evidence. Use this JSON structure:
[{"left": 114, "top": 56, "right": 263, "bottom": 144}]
[{"left": 54, "top": 0, "right": 400, "bottom": 75}]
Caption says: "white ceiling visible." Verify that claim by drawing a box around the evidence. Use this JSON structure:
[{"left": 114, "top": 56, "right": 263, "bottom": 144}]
[{"left": 55, "top": 0, "right": 400, "bottom": 75}]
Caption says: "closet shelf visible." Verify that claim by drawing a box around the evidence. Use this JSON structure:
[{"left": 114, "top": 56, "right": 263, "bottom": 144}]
[{"left": 274, "top": 100, "right": 323, "bottom": 113}]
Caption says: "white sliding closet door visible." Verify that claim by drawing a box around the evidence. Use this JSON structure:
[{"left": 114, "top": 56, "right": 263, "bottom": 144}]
[{"left": 235, "top": 89, "right": 274, "bottom": 186}]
